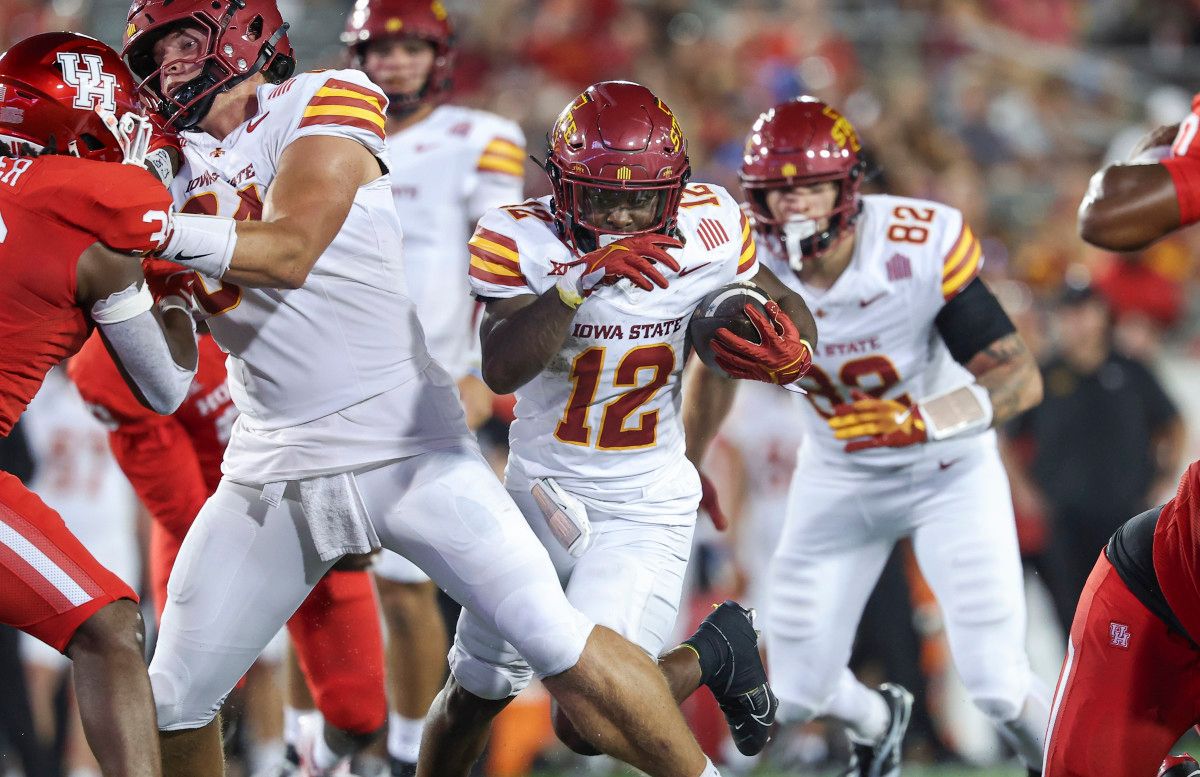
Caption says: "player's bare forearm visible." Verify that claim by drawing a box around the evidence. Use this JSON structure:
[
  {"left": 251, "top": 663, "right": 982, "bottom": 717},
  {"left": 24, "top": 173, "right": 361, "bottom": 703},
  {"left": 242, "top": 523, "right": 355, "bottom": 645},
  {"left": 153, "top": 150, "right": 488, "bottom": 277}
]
[
  {"left": 751, "top": 265, "right": 818, "bottom": 346},
  {"left": 682, "top": 357, "right": 738, "bottom": 466},
  {"left": 967, "top": 332, "right": 1042, "bottom": 426},
  {"left": 222, "top": 136, "right": 379, "bottom": 289},
  {"left": 1078, "top": 162, "right": 1181, "bottom": 251},
  {"left": 479, "top": 291, "right": 577, "bottom": 394}
]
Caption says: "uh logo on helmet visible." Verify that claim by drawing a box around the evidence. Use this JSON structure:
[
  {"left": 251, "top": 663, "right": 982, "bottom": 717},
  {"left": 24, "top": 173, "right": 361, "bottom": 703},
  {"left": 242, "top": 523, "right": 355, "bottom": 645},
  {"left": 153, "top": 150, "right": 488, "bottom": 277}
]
[
  {"left": 739, "top": 96, "right": 869, "bottom": 268},
  {"left": 122, "top": 0, "right": 295, "bottom": 131},
  {"left": 543, "top": 80, "right": 691, "bottom": 254},
  {"left": 0, "top": 31, "right": 149, "bottom": 163}
]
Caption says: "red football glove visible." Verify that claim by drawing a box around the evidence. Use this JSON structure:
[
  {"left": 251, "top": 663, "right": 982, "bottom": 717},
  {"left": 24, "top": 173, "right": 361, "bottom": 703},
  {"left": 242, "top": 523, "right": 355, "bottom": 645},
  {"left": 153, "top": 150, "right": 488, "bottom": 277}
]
[
  {"left": 557, "top": 234, "right": 683, "bottom": 307},
  {"left": 141, "top": 258, "right": 207, "bottom": 321},
  {"left": 829, "top": 390, "right": 928, "bottom": 452},
  {"left": 710, "top": 301, "right": 812, "bottom": 385},
  {"left": 698, "top": 471, "right": 729, "bottom": 532}
]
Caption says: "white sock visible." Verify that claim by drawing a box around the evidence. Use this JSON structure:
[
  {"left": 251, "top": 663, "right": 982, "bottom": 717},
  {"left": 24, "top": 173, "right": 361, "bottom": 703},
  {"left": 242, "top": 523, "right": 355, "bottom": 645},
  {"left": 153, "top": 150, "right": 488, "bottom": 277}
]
[
  {"left": 387, "top": 712, "right": 424, "bottom": 763},
  {"left": 827, "top": 670, "right": 889, "bottom": 744},
  {"left": 698, "top": 756, "right": 722, "bottom": 776},
  {"left": 283, "top": 706, "right": 305, "bottom": 749}
]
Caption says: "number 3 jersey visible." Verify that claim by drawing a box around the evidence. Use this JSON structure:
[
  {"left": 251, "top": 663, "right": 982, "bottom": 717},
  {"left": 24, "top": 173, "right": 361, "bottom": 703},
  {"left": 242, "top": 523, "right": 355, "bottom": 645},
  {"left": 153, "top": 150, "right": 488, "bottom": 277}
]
[
  {"left": 169, "top": 69, "right": 427, "bottom": 432},
  {"left": 469, "top": 185, "right": 757, "bottom": 521},
  {"left": 758, "top": 193, "right": 994, "bottom": 469}
]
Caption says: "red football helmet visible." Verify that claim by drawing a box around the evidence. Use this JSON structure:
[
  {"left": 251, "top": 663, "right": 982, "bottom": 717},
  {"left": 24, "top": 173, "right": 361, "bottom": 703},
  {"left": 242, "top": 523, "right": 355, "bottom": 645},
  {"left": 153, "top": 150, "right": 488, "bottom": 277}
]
[
  {"left": 122, "top": 0, "right": 295, "bottom": 130},
  {"left": 0, "top": 32, "right": 144, "bottom": 162},
  {"left": 342, "top": 0, "right": 454, "bottom": 113},
  {"left": 740, "top": 96, "right": 867, "bottom": 264},
  {"left": 545, "top": 81, "right": 690, "bottom": 253}
]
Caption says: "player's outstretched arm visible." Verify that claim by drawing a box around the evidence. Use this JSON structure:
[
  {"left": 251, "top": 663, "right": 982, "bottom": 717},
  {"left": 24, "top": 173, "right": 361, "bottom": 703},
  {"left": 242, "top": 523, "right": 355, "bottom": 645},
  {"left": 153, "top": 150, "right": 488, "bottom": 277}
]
[
  {"left": 76, "top": 244, "right": 198, "bottom": 414},
  {"left": 965, "top": 331, "right": 1042, "bottom": 426},
  {"left": 1078, "top": 161, "right": 1181, "bottom": 251},
  {"left": 478, "top": 293, "right": 576, "bottom": 394},
  {"left": 159, "top": 135, "right": 381, "bottom": 289}
]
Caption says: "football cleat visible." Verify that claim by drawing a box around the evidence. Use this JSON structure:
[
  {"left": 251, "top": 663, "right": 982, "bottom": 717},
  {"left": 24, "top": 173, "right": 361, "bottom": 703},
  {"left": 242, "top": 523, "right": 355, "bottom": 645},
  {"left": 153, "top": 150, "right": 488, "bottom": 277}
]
[
  {"left": 252, "top": 746, "right": 301, "bottom": 777},
  {"left": 693, "top": 600, "right": 779, "bottom": 756},
  {"left": 296, "top": 714, "right": 353, "bottom": 777},
  {"left": 842, "top": 683, "right": 913, "bottom": 777},
  {"left": 389, "top": 758, "right": 416, "bottom": 777},
  {"left": 1160, "top": 754, "right": 1200, "bottom": 777}
]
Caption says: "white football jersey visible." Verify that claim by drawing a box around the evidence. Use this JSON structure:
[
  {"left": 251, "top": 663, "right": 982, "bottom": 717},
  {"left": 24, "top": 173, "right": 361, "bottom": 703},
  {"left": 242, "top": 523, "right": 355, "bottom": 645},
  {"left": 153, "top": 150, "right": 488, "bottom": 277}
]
[
  {"left": 469, "top": 185, "right": 757, "bottom": 519},
  {"left": 170, "top": 69, "right": 428, "bottom": 430},
  {"left": 387, "top": 105, "right": 525, "bottom": 378},
  {"left": 759, "top": 193, "right": 996, "bottom": 469}
]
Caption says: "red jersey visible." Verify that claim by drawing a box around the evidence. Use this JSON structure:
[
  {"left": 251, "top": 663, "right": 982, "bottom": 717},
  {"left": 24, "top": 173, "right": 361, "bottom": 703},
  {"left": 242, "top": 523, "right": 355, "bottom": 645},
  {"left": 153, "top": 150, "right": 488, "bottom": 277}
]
[
  {"left": 1153, "top": 461, "right": 1200, "bottom": 642},
  {"left": 0, "top": 155, "right": 172, "bottom": 436},
  {"left": 68, "top": 333, "right": 233, "bottom": 539}
]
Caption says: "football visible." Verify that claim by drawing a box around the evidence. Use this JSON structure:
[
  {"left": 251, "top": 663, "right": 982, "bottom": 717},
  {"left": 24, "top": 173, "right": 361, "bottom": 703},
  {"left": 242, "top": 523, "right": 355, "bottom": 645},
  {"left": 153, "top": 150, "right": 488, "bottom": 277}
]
[{"left": 688, "top": 281, "right": 773, "bottom": 373}]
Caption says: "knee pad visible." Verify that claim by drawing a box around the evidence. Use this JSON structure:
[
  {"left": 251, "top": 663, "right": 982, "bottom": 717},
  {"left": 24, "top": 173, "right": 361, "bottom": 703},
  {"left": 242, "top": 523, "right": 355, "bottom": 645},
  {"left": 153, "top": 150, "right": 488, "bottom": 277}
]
[
  {"left": 447, "top": 639, "right": 533, "bottom": 701},
  {"left": 149, "top": 654, "right": 224, "bottom": 731},
  {"left": 491, "top": 582, "right": 593, "bottom": 679}
]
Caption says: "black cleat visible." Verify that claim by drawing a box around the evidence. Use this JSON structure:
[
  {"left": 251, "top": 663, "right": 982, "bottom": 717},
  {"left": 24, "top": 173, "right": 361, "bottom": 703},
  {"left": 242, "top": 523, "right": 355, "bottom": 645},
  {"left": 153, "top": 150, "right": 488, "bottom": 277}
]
[
  {"left": 690, "top": 600, "right": 779, "bottom": 756},
  {"left": 843, "top": 683, "right": 913, "bottom": 777},
  {"left": 389, "top": 758, "right": 416, "bottom": 777}
]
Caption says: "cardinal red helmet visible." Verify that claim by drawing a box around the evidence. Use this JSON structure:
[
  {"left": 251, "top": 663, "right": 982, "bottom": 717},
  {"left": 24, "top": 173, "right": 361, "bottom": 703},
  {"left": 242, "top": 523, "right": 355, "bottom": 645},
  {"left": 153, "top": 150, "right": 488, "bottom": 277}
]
[
  {"left": 342, "top": 0, "right": 454, "bottom": 113},
  {"left": 122, "top": 0, "right": 295, "bottom": 131},
  {"left": 740, "top": 96, "right": 867, "bottom": 263},
  {"left": 0, "top": 32, "right": 143, "bottom": 161},
  {"left": 545, "top": 81, "right": 690, "bottom": 253}
]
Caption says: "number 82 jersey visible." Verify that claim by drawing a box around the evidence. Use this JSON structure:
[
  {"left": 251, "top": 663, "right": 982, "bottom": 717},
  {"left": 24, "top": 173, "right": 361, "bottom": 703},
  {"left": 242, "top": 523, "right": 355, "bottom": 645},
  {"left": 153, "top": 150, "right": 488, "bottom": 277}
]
[
  {"left": 469, "top": 185, "right": 757, "bottom": 520},
  {"left": 759, "top": 193, "right": 993, "bottom": 469}
]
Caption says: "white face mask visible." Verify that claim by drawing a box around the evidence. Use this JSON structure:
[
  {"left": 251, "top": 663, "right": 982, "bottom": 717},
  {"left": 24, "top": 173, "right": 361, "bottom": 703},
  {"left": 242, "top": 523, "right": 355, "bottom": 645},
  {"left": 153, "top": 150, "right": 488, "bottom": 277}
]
[
  {"left": 95, "top": 108, "right": 153, "bottom": 167},
  {"left": 782, "top": 215, "right": 819, "bottom": 271}
]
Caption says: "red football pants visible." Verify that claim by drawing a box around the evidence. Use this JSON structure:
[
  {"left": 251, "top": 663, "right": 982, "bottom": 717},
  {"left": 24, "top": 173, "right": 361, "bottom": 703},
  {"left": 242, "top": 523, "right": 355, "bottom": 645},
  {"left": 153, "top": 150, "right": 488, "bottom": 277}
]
[
  {"left": 0, "top": 471, "right": 137, "bottom": 652},
  {"left": 151, "top": 526, "right": 386, "bottom": 735},
  {"left": 1044, "top": 552, "right": 1200, "bottom": 777}
]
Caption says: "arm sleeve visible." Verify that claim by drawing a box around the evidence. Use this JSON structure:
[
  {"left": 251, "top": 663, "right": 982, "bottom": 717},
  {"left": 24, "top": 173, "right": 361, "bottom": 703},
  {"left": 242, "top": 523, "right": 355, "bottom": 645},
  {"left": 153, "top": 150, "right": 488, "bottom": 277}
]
[
  {"left": 467, "top": 208, "right": 534, "bottom": 300},
  {"left": 933, "top": 277, "right": 1017, "bottom": 365},
  {"left": 1161, "top": 155, "right": 1200, "bottom": 225},
  {"left": 107, "top": 417, "right": 208, "bottom": 541},
  {"left": 467, "top": 123, "right": 527, "bottom": 222}
]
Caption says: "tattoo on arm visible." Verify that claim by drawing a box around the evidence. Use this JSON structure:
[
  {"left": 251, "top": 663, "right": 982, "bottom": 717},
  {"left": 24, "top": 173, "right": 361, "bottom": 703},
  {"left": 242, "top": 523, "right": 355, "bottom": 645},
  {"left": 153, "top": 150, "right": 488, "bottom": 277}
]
[{"left": 967, "top": 333, "right": 1042, "bottom": 426}]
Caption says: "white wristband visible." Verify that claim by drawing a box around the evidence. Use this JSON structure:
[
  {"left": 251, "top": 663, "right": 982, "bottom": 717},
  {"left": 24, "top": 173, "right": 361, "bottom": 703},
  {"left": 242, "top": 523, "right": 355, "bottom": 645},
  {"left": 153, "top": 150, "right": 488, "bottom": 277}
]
[
  {"left": 160, "top": 213, "right": 238, "bottom": 279},
  {"left": 919, "top": 383, "right": 993, "bottom": 441}
]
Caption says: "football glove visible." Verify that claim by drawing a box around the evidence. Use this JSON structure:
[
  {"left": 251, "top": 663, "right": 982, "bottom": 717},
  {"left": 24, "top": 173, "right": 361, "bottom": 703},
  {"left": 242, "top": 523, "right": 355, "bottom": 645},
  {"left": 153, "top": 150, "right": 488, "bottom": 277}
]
[
  {"left": 699, "top": 471, "right": 729, "bottom": 532},
  {"left": 710, "top": 301, "right": 812, "bottom": 385},
  {"left": 829, "top": 390, "right": 928, "bottom": 452},
  {"left": 142, "top": 258, "right": 208, "bottom": 322},
  {"left": 556, "top": 234, "right": 682, "bottom": 309}
]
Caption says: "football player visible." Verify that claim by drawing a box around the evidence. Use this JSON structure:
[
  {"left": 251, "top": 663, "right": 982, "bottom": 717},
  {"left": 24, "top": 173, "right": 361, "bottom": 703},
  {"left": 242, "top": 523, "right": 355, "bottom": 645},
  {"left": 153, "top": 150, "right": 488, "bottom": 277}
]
[
  {"left": 343, "top": 2, "right": 526, "bottom": 769},
  {"left": 684, "top": 97, "right": 1050, "bottom": 777},
  {"left": 1037, "top": 99, "right": 1200, "bottom": 777},
  {"left": 0, "top": 31, "right": 198, "bottom": 777},
  {"left": 66, "top": 322, "right": 389, "bottom": 776},
  {"left": 119, "top": 1, "right": 732, "bottom": 775},
  {"left": 418, "top": 80, "right": 818, "bottom": 775}
]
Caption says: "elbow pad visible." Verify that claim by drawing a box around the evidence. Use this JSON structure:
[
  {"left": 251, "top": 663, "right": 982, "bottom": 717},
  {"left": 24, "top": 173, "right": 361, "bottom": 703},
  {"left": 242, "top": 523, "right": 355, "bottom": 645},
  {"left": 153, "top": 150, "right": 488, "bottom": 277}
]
[{"left": 97, "top": 308, "right": 195, "bottom": 414}]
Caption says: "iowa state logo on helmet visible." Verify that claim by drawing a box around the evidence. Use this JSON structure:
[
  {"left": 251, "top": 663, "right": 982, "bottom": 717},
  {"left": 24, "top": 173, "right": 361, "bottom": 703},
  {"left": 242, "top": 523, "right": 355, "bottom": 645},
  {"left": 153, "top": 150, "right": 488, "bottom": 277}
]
[{"left": 56, "top": 52, "right": 118, "bottom": 114}]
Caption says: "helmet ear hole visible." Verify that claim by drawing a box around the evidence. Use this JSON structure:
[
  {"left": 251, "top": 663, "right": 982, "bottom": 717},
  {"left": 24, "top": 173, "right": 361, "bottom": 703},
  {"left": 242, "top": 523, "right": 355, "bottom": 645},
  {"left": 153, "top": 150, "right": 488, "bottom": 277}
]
[
  {"left": 79, "top": 133, "right": 105, "bottom": 151},
  {"left": 244, "top": 15, "right": 263, "bottom": 41}
]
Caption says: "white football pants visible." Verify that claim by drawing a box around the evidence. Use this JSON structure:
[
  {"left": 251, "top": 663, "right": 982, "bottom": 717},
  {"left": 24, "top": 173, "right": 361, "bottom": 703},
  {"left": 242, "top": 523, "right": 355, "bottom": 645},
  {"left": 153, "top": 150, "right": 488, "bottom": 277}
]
[
  {"left": 149, "top": 443, "right": 592, "bottom": 730},
  {"left": 765, "top": 443, "right": 1050, "bottom": 765}
]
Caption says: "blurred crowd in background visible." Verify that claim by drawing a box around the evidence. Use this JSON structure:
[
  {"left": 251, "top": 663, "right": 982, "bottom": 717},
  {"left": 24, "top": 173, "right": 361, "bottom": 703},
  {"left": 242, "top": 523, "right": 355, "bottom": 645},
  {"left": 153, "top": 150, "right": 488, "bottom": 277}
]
[{"left": 3, "top": 0, "right": 1200, "bottom": 775}]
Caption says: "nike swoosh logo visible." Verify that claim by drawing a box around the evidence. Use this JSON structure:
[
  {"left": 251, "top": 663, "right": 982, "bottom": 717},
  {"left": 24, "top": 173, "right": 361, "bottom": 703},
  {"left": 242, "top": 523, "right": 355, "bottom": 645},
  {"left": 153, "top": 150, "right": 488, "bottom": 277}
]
[
  {"left": 859, "top": 292, "right": 886, "bottom": 307},
  {"left": 678, "top": 262, "right": 711, "bottom": 277},
  {"left": 246, "top": 112, "right": 270, "bottom": 132},
  {"left": 938, "top": 458, "right": 960, "bottom": 471},
  {"left": 174, "top": 253, "right": 211, "bottom": 264}
]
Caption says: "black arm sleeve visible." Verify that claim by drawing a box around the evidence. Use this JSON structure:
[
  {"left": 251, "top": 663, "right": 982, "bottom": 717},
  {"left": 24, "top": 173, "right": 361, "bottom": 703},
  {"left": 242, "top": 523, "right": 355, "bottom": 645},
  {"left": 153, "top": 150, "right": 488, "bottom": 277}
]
[{"left": 934, "top": 277, "right": 1017, "bottom": 366}]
